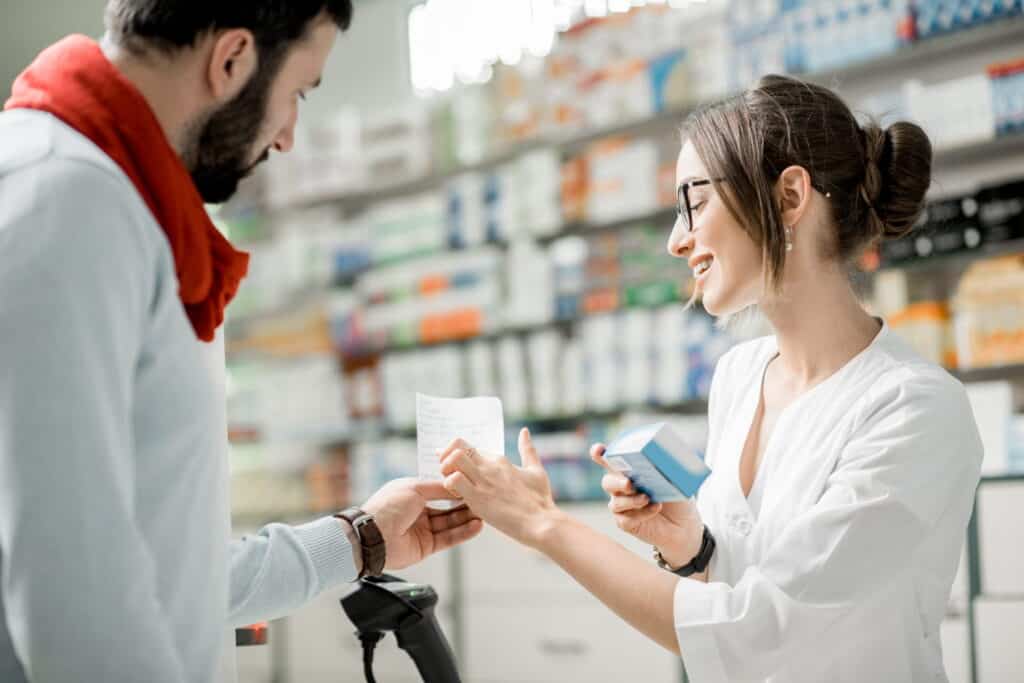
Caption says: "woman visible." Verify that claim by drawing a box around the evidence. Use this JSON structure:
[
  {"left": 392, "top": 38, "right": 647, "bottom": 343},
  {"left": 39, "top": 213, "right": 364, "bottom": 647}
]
[{"left": 440, "top": 74, "right": 983, "bottom": 683}]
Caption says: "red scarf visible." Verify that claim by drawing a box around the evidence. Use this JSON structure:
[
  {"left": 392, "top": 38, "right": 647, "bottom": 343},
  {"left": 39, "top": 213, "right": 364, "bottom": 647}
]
[{"left": 5, "top": 35, "right": 249, "bottom": 342}]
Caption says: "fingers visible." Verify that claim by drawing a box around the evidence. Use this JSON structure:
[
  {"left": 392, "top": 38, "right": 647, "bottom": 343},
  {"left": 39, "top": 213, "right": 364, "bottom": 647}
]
[
  {"left": 411, "top": 479, "right": 461, "bottom": 502},
  {"left": 428, "top": 505, "right": 481, "bottom": 532},
  {"left": 518, "top": 428, "right": 541, "bottom": 468},
  {"left": 607, "top": 492, "right": 649, "bottom": 514},
  {"left": 613, "top": 503, "right": 664, "bottom": 530},
  {"left": 443, "top": 471, "right": 472, "bottom": 500},
  {"left": 430, "top": 518, "right": 484, "bottom": 553},
  {"left": 438, "top": 437, "right": 473, "bottom": 461},
  {"left": 600, "top": 472, "right": 635, "bottom": 496},
  {"left": 589, "top": 443, "right": 609, "bottom": 470},
  {"left": 439, "top": 445, "right": 482, "bottom": 482}
]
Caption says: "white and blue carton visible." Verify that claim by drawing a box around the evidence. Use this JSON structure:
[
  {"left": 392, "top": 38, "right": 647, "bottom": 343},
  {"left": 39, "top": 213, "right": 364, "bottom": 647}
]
[{"left": 603, "top": 422, "right": 710, "bottom": 503}]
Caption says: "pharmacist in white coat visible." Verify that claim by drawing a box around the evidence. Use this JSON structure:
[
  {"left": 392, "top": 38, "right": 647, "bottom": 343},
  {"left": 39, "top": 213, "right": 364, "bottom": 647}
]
[{"left": 440, "top": 75, "right": 983, "bottom": 683}]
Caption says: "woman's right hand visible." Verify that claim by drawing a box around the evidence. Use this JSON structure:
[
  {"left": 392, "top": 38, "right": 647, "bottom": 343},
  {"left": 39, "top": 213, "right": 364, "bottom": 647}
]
[{"left": 591, "top": 443, "right": 705, "bottom": 569}]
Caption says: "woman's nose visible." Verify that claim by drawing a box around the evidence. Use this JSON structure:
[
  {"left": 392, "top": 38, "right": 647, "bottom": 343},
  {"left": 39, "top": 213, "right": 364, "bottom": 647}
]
[{"left": 666, "top": 215, "right": 694, "bottom": 258}]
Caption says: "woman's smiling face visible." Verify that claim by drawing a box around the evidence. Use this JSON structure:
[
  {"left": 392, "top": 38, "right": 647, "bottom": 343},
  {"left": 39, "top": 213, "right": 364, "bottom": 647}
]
[{"left": 666, "top": 140, "right": 767, "bottom": 316}]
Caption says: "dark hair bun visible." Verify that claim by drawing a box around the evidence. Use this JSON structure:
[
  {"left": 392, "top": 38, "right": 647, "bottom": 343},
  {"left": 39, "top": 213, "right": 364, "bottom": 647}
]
[{"left": 861, "top": 121, "right": 932, "bottom": 241}]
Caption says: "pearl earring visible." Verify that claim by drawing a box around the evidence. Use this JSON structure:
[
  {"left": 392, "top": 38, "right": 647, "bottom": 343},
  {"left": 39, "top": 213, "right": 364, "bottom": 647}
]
[{"left": 785, "top": 225, "right": 794, "bottom": 252}]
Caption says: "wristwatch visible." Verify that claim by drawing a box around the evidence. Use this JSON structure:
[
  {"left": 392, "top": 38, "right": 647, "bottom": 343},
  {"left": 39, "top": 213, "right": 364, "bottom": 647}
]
[
  {"left": 334, "top": 507, "right": 386, "bottom": 578},
  {"left": 653, "top": 525, "right": 716, "bottom": 577}
]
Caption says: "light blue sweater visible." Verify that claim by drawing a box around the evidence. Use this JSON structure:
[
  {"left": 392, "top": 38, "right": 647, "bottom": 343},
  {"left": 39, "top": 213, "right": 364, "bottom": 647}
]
[{"left": 0, "top": 110, "right": 358, "bottom": 682}]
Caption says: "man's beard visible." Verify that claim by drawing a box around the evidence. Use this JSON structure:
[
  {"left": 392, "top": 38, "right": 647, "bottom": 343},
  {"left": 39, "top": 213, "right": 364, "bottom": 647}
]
[{"left": 183, "top": 57, "right": 279, "bottom": 204}]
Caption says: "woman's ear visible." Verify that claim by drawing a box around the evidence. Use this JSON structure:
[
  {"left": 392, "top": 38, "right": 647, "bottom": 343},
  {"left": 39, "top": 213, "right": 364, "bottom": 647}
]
[
  {"left": 205, "top": 29, "right": 258, "bottom": 103},
  {"left": 775, "top": 165, "right": 813, "bottom": 228}
]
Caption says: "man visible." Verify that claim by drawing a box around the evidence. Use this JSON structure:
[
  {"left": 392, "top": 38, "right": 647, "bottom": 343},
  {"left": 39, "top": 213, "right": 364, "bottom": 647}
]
[{"left": 0, "top": 2, "right": 481, "bottom": 681}]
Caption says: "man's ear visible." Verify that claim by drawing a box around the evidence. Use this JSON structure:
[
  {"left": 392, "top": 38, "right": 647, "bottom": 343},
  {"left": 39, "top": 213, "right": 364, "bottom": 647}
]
[
  {"left": 205, "top": 29, "right": 258, "bottom": 103},
  {"left": 776, "top": 165, "right": 813, "bottom": 228}
]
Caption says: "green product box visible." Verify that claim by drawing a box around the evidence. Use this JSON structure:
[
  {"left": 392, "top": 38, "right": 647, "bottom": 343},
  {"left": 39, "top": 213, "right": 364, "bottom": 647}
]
[{"left": 623, "top": 280, "right": 680, "bottom": 308}]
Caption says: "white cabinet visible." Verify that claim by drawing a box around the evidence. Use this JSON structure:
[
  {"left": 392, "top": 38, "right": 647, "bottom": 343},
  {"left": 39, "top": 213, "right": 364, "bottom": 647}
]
[
  {"left": 461, "top": 503, "right": 652, "bottom": 605},
  {"left": 975, "top": 599, "right": 1024, "bottom": 683},
  {"left": 459, "top": 502, "right": 681, "bottom": 682},
  {"left": 236, "top": 636, "right": 274, "bottom": 683},
  {"left": 464, "top": 603, "right": 679, "bottom": 683},
  {"left": 977, "top": 482, "right": 1024, "bottom": 595},
  {"left": 942, "top": 618, "right": 971, "bottom": 683},
  {"left": 461, "top": 523, "right": 589, "bottom": 605}
]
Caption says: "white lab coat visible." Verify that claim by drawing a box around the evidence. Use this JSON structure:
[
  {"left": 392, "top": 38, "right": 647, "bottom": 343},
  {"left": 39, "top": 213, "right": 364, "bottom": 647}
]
[{"left": 675, "top": 322, "right": 982, "bottom": 683}]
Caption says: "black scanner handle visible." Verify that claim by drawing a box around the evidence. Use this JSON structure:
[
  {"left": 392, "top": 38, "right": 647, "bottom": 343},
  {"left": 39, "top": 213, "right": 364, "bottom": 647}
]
[{"left": 394, "top": 604, "right": 461, "bottom": 683}]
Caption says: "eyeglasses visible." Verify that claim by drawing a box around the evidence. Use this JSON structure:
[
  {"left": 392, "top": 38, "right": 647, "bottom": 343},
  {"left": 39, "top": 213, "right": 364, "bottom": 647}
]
[
  {"left": 676, "top": 178, "right": 724, "bottom": 233},
  {"left": 676, "top": 176, "right": 832, "bottom": 233}
]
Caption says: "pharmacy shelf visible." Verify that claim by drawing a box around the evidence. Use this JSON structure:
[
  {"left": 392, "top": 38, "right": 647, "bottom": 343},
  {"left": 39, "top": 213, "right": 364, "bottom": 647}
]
[
  {"left": 370, "top": 313, "right": 643, "bottom": 356},
  {"left": 803, "top": 15, "right": 1024, "bottom": 87},
  {"left": 979, "top": 472, "right": 1024, "bottom": 483},
  {"left": 520, "top": 399, "right": 709, "bottom": 422},
  {"left": 228, "top": 424, "right": 353, "bottom": 447},
  {"left": 266, "top": 16, "right": 1024, "bottom": 216},
  {"left": 226, "top": 285, "right": 332, "bottom": 330},
  {"left": 876, "top": 235, "right": 1024, "bottom": 273},
  {"left": 224, "top": 127, "right": 1024, "bottom": 338},
  {"left": 545, "top": 205, "right": 679, "bottom": 243},
  {"left": 232, "top": 509, "right": 340, "bottom": 529},
  {"left": 933, "top": 130, "right": 1024, "bottom": 168},
  {"left": 549, "top": 132, "right": 1024, "bottom": 248},
  {"left": 226, "top": 178, "right": 1024, "bottom": 342},
  {"left": 226, "top": 221, "right": 1023, "bottom": 360},
  {"left": 229, "top": 399, "right": 709, "bottom": 449},
  {"left": 953, "top": 364, "right": 1024, "bottom": 384}
]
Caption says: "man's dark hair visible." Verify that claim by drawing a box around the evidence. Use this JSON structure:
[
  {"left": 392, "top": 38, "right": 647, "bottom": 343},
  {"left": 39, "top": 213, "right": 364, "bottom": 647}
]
[{"left": 104, "top": 1, "right": 354, "bottom": 60}]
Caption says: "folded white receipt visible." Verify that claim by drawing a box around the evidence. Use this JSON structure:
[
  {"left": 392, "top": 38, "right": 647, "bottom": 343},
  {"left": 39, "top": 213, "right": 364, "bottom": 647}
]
[{"left": 416, "top": 393, "right": 505, "bottom": 510}]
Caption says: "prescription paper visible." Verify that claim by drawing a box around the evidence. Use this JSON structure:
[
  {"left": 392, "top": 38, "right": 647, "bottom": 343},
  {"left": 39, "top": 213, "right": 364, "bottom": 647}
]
[{"left": 416, "top": 393, "right": 505, "bottom": 510}]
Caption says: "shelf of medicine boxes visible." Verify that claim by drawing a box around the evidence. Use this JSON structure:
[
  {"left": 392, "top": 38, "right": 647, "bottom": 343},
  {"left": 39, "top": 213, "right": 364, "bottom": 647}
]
[
  {"left": 953, "top": 364, "right": 1024, "bottom": 384},
  {"left": 225, "top": 148, "right": 1024, "bottom": 353},
  {"left": 336, "top": 228, "right": 1024, "bottom": 358},
  {"left": 264, "top": 15, "right": 1024, "bottom": 216},
  {"left": 221, "top": 126, "right": 1024, "bottom": 340},
  {"left": 227, "top": 398, "right": 711, "bottom": 449},
  {"left": 872, "top": 235, "right": 1024, "bottom": 274},
  {"left": 223, "top": 232, "right": 1024, "bottom": 367},
  {"left": 977, "top": 472, "right": 1024, "bottom": 484}
]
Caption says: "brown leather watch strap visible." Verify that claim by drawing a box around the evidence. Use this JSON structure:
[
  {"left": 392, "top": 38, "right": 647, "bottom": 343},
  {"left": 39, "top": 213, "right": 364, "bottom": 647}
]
[{"left": 334, "top": 507, "right": 386, "bottom": 578}]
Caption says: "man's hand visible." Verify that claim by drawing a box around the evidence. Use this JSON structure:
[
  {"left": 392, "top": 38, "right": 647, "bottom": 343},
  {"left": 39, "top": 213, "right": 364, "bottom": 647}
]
[{"left": 358, "top": 478, "right": 483, "bottom": 570}]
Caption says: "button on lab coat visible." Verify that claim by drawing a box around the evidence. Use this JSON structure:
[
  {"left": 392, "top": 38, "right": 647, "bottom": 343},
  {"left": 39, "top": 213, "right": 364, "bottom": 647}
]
[{"left": 674, "top": 324, "right": 982, "bottom": 683}]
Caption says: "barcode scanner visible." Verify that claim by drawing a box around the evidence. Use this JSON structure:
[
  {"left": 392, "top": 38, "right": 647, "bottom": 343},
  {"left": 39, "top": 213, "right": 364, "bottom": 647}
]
[{"left": 340, "top": 574, "right": 461, "bottom": 683}]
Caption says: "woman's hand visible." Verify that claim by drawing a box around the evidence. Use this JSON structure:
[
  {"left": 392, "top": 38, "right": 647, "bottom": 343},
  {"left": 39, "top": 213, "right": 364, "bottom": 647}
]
[
  {"left": 439, "top": 428, "right": 565, "bottom": 550},
  {"left": 591, "top": 443, "right": 705, "bottom": 569}
]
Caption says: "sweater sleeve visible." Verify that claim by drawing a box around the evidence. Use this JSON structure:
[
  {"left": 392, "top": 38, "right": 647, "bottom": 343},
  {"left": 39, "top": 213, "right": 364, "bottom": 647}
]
[
  {"left": 0, "top": 161, "right": 188, "bottom": 681},
  {"left": 228, "top": 517, "right": 358, "bottom": 628}
]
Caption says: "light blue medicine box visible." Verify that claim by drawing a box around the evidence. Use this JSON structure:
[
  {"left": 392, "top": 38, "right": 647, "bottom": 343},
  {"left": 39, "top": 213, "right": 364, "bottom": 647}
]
[{"left": 604, "top": 422, "right": 710, "bottom": 502}]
